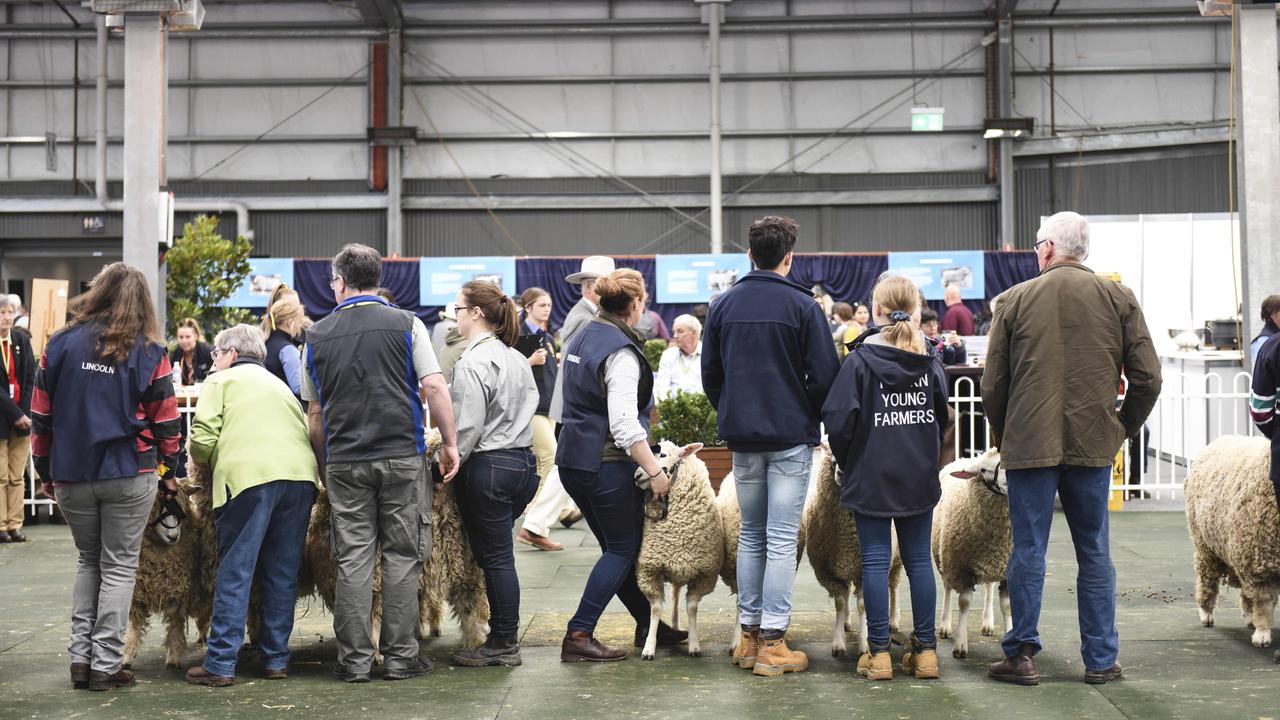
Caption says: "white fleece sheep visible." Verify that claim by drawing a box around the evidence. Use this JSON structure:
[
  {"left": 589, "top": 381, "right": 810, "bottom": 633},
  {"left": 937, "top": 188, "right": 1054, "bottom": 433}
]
[
  {"left": 122, "top": 480, "right": 212, "bottom": 668},
  {"left": 637, "top": 441, "right": 724, "bottom": 659},
  {"left": 1185, "top": 435, "right": 1280, "bottom": 648},
  {"left": 803, "top": 451, "right": 902, "bottom": 657},
  {"left": 932, "top": 448, "right": 1011, "bottom": 658}
]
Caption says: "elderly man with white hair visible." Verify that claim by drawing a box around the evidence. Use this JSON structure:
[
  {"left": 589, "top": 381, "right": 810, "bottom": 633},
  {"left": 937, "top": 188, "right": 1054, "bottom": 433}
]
[
  {"left": 654, "top": 314, "right": 704, "bottom": 400},
  {"left": 982, "top": 211, "right": 1161, "bottom": 687}
]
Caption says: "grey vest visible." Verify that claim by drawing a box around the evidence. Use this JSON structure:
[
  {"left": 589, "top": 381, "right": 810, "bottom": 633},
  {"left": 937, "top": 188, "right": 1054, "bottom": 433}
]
[{"left": 305, "top": 295, "right": 424, "bottom": 463}]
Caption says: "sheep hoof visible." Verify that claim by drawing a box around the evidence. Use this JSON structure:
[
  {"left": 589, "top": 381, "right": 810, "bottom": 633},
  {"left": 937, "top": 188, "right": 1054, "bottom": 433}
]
[
  {"left": 938, "top": 628, "right": 951, "bottom": 639},
  {"left": 832, "top": 647, "right": 845, "bottom": 658},
  {"left": 1251, "top": 630, "right": 1272, "bottom": 648},
  {"left": 641, "top": 652, "right": 655, "bottom": 661},
  {"left": 688, "top": 648, "right": 702, "bottom": 658},
  {"left": 1203, "top": 618, "right": 1215, "bottom": 628},
  {"left": 980, "top": 625, "right": 995, "bottom": 637},
  {"left": 952, "top": 647, "right": 968, "bottom": 659}
]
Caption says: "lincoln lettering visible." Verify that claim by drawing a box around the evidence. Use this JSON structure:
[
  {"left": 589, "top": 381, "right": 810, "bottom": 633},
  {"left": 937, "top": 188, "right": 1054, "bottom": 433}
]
[{"left": 81, "top": 362, "right": 116, "bottom": 374}]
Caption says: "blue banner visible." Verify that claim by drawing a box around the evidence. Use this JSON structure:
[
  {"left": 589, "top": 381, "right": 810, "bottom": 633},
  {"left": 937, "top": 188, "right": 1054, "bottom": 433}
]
[
  {"left": 224, "top": 258, "right": 294, "bottom": 308},
  {"left": 654, "top": 253, "right": 752, "bottom": 304},
  {"left": 419, "top": 256, "right": 517, "bottom": 306},
  {"left": 887, "top": 251, "right": 985, "bottom": 301}
]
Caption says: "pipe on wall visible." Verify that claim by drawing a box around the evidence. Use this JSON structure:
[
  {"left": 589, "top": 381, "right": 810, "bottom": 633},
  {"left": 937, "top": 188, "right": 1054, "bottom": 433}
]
[{"left": 95, "top": 16, "right": 108, "bottom": 206}]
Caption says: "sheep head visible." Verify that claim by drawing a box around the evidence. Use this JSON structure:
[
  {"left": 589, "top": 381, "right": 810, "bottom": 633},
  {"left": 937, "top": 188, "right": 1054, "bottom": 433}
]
[
  {"left": 949, "top": 447, "right": 1007, "bottom": 496},
  {"left": 144, "top": 485, "right": 194, "bottom": 547}
]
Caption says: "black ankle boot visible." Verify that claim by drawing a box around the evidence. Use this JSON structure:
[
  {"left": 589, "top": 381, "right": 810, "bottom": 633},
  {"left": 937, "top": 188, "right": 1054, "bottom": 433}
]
[{"left": 452, "top": 634, "right": 522, "bottom": 668}]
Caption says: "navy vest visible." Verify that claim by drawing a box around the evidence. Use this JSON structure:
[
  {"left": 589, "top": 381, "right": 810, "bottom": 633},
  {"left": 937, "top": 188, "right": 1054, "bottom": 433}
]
[
  {"left": 555, "top": 317, "right": 654, "bottom": 473},
  {"left": 264, "top": 328, "right": 296, "bottom": 391},
  {"left": 43, "top": 324, "right": 165, "bottom": 482},
  {"left": 304, "top": 295, "right": 424, "bottom": 463}
]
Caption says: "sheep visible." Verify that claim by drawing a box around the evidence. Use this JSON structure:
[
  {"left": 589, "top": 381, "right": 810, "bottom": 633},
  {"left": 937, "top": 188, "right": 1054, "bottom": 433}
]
[
  {"left": 932, "top": 448, "right": 1011, "bottom": 659},
  {"left": 122, "top": 479, "right": 212, "bottom": 668},
  {"left": 803, "top": 451, "right": 902, "bottom": 657},
  {"left": 1185, "top": 435, "right": 1280, "bottom": 648},
  {"left": 637, "top": 441, "right": 723, "bottom": 659}
]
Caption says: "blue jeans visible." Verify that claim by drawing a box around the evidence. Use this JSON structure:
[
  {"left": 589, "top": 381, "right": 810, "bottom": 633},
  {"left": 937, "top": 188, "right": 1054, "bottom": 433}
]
[
  {"left": 1002, "top": 465, "right": 1118, "bottom": 671},
  {"left": 854, "top": 510, "right": 936, "bottom": 649},
  {"left": 453, "top": 448, "right": 539, "bottom": 639},
  {"left": 203, "top": 480, "right": 316, "bottom": 677},
  {"left": 734, "top": 445, "right": 812, "bottom": 630},
  {"left": 560, "top": 462, "right": 651, "bottom": 634}
]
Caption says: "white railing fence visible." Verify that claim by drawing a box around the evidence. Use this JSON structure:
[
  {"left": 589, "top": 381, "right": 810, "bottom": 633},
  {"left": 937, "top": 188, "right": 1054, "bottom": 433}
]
[{"left": 948, "top": 371, "right": 1258, "bottom": 500}]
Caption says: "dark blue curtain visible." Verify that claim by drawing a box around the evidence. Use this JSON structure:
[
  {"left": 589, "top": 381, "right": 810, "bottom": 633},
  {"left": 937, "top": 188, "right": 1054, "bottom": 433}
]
[
  {"left": 294, "top": 252, "right": 1039, "bottom": 334},
  {"left": 790, "top": 254, "right": 888, "bottom": 307}
]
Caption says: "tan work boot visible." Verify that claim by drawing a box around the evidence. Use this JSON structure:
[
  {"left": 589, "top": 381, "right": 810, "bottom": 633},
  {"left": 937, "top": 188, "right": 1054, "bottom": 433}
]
[
  {"left": 731, "top": 626, "right": 759, "bottom": 669},
  {"left": 752, "top": 633, "right": 808, "bottom": 677},
  {"left": 857, "top": 646, "right": 893, "bottom": 681},
  {"left": 902, "top": 635, "right": 939, "bottom": 679}
]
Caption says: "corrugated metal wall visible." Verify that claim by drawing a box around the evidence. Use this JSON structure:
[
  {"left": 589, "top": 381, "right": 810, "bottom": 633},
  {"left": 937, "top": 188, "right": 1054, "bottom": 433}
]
[{"left": 1015, "top": 144, "right": 1231, "bottom": 246}]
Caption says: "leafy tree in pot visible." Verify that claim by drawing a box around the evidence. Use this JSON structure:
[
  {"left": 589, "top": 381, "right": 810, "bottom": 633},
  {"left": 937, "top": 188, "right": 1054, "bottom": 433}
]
[{"left": 165, "top": 215, "right": 253, "bottom": 338}]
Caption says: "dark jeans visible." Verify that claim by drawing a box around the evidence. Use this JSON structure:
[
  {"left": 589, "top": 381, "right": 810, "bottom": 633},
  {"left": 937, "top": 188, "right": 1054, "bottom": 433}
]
[
  {"left": 453, "top": 447, "right": 539, "bottom": 639},
  {"left": 854, "top": 509, "right": 937, "bottom": 648},
  {"left": 1003, "top": 465, "right": 1117, "bottom": 671},
  {"left": 204, "top": 480, "right": 316, "bottom": 676},
  {"left": 559, "top": 462, "right": 651, "bottom": 634}
]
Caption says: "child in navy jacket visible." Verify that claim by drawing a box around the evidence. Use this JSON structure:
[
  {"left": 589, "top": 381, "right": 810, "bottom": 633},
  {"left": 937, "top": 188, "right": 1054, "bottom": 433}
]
[{"left": 822, "top": 275, "right": 949, "bottom": 681}]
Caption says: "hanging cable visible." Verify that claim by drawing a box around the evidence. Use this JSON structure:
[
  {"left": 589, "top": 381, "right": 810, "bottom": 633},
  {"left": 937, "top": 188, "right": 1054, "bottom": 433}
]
[
  {"left": 1227, "top": 8, "right": 1242, "bottom": 350},
  {"left": 408, "top": 86, "right": 528, "bottom": 256},
  {"left": 191, "top": 61, "right": 373, "bottom": 181}
]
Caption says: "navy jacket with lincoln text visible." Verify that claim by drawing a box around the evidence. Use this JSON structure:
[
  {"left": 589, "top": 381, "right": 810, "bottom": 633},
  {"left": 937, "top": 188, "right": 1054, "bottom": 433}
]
[
  {"left": 701, "top": 270, "right": 840, "bottom": 452},
  {"left": 822, "top": 329, "right": 949, "bottom": 518}
]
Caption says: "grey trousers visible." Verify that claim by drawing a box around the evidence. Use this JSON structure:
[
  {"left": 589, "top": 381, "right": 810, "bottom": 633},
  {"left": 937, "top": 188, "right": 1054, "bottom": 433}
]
[
  {"left": 326, "top": 454, "right": 431, "bottom": 672},
  {"left": 55, "top": 474, "right": 156, "bottom": 674}
]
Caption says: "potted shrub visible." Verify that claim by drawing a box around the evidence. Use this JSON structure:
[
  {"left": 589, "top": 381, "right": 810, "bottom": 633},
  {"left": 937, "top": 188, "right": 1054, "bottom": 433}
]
[{"left": 653, "top": 390, "right": 732, "bottom": 492}]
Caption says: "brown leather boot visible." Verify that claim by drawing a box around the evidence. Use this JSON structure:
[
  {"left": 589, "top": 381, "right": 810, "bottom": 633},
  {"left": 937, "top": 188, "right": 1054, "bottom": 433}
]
[
  {"left": 1084, "top": 663, "right": 1122, "bottom": 685},
  {"left": 88, "top": 669, "right": 136, "bottom": 692},
  {"left": 901, "top": 635, "right": 939, "bottom": 680},
  {"left": 561, "top": 630, "right": 628, "bottom": 663},
  {"left": 857, "top": 645, "right": 893, "bottom": 681},
  {"left": 752, "top": 633, "right": 808, "bottom": 677},
  {"left": 186, "top": 665, "right": 235, "bottom": 687},
  {"left": 731, "top": 626, "right": 759, "bottom": 669},
  {"left": 70, "top": 662, "right": 90, "bottom": 690},
  {"left": 988, "top": 643, "right": 1040, "bottom": 686}
]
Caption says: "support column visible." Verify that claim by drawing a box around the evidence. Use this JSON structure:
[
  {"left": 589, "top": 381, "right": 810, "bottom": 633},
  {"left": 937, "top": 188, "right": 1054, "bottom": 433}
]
[
  {"left": 386, "top": 30, "right": 403, "bottom": 257},
  {"left": 1237, "top": 5, "right": 1280, "bottom": 361},
  {"left": 706, "top": 1, "right": 724, "bottom": 254},
  {"left": 997, "top": 16, "right": 1016, "bottom": 248},
  {"left": 122, "top": 15, "right": 167, "bottom": 313}
]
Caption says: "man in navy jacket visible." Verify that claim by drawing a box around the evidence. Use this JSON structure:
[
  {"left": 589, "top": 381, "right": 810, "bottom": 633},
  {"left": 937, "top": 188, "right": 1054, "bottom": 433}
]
[{"left": 701, "top": 216, "right": 839, "bottom": 677}]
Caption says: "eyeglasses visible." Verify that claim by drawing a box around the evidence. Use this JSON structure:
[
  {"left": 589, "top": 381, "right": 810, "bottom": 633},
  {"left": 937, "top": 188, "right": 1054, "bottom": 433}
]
[
  {"left": 455, "top": 305, "right": 483, "bottom": 317},
  {"left": 1033, "top": 237, "right": 1053, "bottom": 250},
  {"left": 211, "top": 348, "right": 231, "bottom": 357},
  {"left": 329, "top": 275, "right": 342, "bottom": 288}
]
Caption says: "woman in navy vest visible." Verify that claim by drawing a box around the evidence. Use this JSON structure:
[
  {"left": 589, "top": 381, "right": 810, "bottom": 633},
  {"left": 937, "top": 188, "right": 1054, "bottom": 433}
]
[
  {"left": 259, "top": 295, "right": 306, "bottom": 399},
  {"left": 30, "top": 262, "right": 182, "bottom": 692},
  {"left": 555, "top": 268, "right": 686, "bottom": 662}
]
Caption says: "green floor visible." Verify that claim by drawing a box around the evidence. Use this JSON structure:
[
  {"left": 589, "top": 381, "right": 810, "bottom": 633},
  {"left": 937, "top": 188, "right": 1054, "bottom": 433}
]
[{"left": 2, "top": 511, "right": 1276, "bottom": 720}]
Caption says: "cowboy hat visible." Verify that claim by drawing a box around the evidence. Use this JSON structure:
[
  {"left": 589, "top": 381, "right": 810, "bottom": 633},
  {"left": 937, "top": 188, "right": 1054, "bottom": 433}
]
[{"left": 565, "top": 255, "right": 616, "bottom": 285}]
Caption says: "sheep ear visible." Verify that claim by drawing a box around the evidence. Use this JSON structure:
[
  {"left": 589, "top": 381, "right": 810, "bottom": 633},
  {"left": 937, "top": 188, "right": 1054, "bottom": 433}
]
[
  {"left": 680, "top": 443, "right": 704, "bottom": 458},
  {"left": 951, "top": 470, "right": 976, "bottom": 479}
]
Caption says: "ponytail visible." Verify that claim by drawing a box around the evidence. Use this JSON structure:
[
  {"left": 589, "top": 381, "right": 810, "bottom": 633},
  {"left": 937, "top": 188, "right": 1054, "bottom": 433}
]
[
  {"left": 871, "top": 275, "right": 925, "bottom": 355},
  {"left": 460, "top": 280, "right": 521, "bottom": 347}
]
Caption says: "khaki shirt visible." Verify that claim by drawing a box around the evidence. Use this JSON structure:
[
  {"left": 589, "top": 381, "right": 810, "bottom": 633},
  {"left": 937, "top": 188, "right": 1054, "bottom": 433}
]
[{"left": 981, "top": 261, "right": 1162, "bottom": 470}]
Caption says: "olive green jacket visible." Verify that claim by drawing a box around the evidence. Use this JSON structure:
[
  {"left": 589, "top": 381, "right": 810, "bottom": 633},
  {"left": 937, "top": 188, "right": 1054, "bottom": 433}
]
[{"left": 980, "top": 261, "right": 1162, "bottom": 470}]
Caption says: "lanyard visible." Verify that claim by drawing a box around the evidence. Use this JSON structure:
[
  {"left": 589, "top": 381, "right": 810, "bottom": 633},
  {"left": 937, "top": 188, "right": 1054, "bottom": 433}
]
[
  {"left": 676, "top": 350, "right": 697, "bottom": 375},
  {"left": 0, "top": 336, "right": 10, "bottom": 374}
]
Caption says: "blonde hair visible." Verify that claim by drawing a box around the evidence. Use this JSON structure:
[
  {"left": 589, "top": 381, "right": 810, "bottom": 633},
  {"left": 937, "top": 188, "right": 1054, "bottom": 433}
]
[
  {"left": 176, "top": 317, "right": 204, "bottom": 342},
  {"left": 595, "top": 268, "right": 647, "bottom": 316},
  {"left": 261, "top": 296, "right": 306, "bottom": 336},
  {"left": 872, "top": 275, "right": 925, "bottom": 354}
]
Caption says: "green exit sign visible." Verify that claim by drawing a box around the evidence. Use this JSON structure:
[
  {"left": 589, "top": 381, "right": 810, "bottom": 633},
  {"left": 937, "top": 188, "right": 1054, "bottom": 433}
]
[{"left": 911, "top": 107, "right": 945, "bottom": 132}]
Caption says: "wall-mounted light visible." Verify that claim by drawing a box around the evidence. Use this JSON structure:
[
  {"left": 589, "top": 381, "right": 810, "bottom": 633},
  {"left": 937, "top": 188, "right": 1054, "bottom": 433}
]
[{"left": 983, "top": 117, "right": 1035, "bottom": 139}]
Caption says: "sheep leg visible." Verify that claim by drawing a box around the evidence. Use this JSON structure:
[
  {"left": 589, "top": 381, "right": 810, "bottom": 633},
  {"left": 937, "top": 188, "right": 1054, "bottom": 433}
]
[
  {"left": 952, "top": 589, "right": 972, "bottom": 659},
  {"left": 730, "top": 625, "right": 741, "bottom": 654},
  {"left": 856, "top": 592, "right": 869, "bottom": 656},
  {"left": 370, "top": 602, "right": 384, "bottom": 666},
  {"left": 122, "top": 607, "right": 148, "bottom": 669},
  {"left": 831, "top": 589, "right": 849, "bottom": 657},
  {"left": 938, "top": 585, "right": 953, "bottom": 640},
  {"left": 1246, "top": 589, "right": 1275, "bottom": 648},
  {"left": 669, "top": 584, "right": 681, "bottom": 631},
  {"left": 999, "top": 581, "right": 1012, "bottom": 634},
  {"left": 888, "top": 571, "right": 902, "bottom": 635},
  {"left": 1193, "top": 550, "right": 1223, "bottom": 628},
  {"left": 685, "top": 592, "right": 703, "bottom": 658},
  {"left": 642, "top": 591, "right": 663, "bottom": 661},
  {"left": 980, "top": 582, "right": 997, "bottom": 636},
  {"left": 162, "top": 601, "right": 188, "bottom": 669}
]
